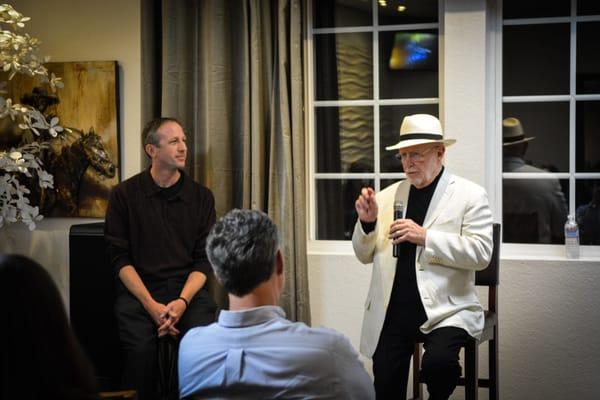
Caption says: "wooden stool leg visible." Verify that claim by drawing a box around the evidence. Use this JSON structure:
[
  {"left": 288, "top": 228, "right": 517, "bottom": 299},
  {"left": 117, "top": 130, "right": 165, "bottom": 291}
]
[
  {"left": 99, "top": 390, "right": 137, "bottom": 399},
  {"left": 465, "top": 341, "right": 479, "bottom": 400},
  {"left": 489, "top": 326, "right": 499, "bottom": 400}
]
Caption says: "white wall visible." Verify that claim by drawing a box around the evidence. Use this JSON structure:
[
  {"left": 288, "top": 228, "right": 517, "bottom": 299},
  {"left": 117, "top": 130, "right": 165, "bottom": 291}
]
[
  {"left": 0, "top": 0, "right": 142, "bottom": 304},
  {"left": 441, "top": 0, "right": 489, "bottom": 189},
  {"left": 308, "top": 1, "right": 600, "bottom": 399},
  {"left": 13, "top": 0, "right": 142, "bottom": 179},
  {"left": 309, "top": 251, "right": 600, "bottom": 400}
]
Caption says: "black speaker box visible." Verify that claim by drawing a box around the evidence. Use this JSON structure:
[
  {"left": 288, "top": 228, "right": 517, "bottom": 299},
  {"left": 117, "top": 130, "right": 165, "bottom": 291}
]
[{"left": 69, "top": 222, "right": 122, "bottom": 391}]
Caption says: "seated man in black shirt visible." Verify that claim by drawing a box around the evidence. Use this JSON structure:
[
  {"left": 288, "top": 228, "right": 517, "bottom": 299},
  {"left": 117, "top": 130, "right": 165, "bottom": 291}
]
[
  {"left": 353, "top": 114, "right": 493, "bottom": 400},
  {"left": 105, "top": 117, "right": 217, "bottom": 400}
]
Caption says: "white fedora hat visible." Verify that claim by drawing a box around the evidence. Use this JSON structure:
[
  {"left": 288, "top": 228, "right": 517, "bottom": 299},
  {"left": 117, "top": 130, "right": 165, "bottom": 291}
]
[
  {"left": 502, "top": 117, "right": 535, "bottom": 146},
  {"left": 385, "top": 114, "right": 456, "bottom": 151}
]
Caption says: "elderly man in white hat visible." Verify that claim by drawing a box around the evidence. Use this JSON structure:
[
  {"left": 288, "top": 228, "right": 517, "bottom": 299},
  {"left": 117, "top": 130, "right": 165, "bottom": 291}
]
[
  {"left": 352, "top": 114, "right": 493, "bottom": 400},
  {"left": 502, "top": 117, "right": 567, "bottom": 243}
]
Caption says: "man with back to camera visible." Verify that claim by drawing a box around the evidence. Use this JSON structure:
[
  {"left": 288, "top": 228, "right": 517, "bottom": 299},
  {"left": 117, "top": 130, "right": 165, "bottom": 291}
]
[
  {"left": 178, "top": 209, "right": 375, "bottom": 399},
  {"left": 105, "top": 117, "right": 217, "bottom": 400},
  {"left": 352, "top": 114, "right": 493, "bottom": 399},
  {"left": 502, "top": 117, "right": 568, "bottom": 243}
]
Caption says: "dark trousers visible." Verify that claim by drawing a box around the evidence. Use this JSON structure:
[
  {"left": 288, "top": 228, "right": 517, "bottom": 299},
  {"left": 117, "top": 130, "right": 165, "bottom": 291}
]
[
  {"left": 373, "top": 326, "right": 469, "bottom": 400},
  {"left": 115, "top": 278, "right": 216, "bottom": 400}
]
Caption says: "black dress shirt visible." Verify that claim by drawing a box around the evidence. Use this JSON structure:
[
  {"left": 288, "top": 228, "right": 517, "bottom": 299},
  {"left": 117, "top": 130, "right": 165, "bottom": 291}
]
[{"left": 104, "top": 168, "right": 216, "bottom": 283}]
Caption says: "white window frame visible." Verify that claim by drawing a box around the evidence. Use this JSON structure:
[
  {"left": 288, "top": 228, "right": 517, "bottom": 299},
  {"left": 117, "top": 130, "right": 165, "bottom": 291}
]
[
  {"left": 306, "top": 0, "right": 442, "bottom": 249},
  {"left": 306, "top": 0, "right": 600, "bottom": 260},
  {"left": 497, "top": 0, "right": 600, "bottom": 259}
]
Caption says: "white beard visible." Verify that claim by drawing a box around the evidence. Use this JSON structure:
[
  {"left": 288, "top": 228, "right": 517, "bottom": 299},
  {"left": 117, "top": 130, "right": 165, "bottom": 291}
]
[{"left": 407, "top": 174, "right": 424, "bottom": 188}]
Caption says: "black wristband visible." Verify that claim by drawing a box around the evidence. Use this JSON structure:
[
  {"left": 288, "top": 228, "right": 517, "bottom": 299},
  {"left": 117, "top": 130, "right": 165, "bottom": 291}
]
[
  {"left": 177, "top": 296, "right": 189, "bottom": 308},
  {"left": 361, "top": 219, "right": 377, "bottom": 234}
]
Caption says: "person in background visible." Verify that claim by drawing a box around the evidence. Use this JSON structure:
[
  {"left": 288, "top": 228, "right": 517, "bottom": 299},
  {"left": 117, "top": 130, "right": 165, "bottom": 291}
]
[
  {"left": 179, "top": 209, "right": 375, "bottom": 399},
  {"left": 576, "top": 180, "right": 600, "bottom": 245},
  {"left": 353, "top": 114, "right": 493, "bottom": 399},
  {"left": 105, "top": 117, "right": 217, "bottom": 400},
  {"left": 502, "top": 117, "right": 568, "bottom": 243},
  {"left": 0, "top": 254, "right": 97, "bottom": 400}
]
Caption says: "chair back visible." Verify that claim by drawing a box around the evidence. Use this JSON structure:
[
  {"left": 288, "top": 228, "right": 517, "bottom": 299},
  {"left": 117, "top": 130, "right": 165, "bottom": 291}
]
[
  {"left": 412, "top": 223, "right": 501, "bottom": 400},
  {"left": 475, "top": 223, "right": 501, "bottom": 287}
]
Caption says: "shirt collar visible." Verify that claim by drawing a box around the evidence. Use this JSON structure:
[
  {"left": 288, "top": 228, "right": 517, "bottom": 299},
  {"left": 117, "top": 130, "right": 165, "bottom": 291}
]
[
  {"left": 218, "top": 305, "right": 286, "bottom": 328},
  {"left": 140, "top": 167, "right": 194, "bottom": 204},
  {"left": 503, "top": 156, "right": 525, "bottom": 169}
]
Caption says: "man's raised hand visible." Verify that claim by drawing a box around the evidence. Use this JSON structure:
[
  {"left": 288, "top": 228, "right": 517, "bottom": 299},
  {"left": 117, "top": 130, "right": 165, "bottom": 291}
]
[{"left": 355, "top": 187, "right": 378, "bottom": 223}]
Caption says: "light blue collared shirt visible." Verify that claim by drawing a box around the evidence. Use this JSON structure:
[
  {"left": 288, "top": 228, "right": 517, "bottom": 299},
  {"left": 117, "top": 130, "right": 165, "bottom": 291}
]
[{"left": 179, "top": 305, "right": 374, "bottom": 399}]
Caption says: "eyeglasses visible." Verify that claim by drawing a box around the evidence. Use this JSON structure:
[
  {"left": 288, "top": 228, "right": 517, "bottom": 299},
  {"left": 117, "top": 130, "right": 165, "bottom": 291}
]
[{"left": 395, "top": 146, "right": 438, "bottom": 163}]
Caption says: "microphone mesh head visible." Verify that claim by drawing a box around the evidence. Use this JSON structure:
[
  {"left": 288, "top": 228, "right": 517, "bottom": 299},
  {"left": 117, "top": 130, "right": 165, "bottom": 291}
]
[{"left": 394, "top": 200, "right": 404, "bottom": 211}]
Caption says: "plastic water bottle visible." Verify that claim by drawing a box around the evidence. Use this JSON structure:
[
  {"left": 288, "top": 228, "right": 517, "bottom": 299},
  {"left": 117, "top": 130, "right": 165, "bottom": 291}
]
[{"left": 564, "top": 214, "right": 580, "bottom": 259}]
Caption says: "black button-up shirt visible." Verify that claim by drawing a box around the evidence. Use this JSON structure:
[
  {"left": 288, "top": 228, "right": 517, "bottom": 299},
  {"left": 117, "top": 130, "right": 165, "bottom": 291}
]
[{"left": 105, "top": 168, "right": 216, "bottom": 282}]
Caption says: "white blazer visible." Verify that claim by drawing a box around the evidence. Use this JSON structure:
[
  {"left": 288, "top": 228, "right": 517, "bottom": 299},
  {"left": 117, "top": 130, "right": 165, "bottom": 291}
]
[{"left": 352, "top": 169, "right": 493, "bottom": 357}]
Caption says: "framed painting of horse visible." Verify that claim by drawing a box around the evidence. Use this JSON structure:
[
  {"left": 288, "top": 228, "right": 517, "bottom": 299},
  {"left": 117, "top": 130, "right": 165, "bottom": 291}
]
[{"left": 4, "top": 61, "right": 120, "bottom": 218}]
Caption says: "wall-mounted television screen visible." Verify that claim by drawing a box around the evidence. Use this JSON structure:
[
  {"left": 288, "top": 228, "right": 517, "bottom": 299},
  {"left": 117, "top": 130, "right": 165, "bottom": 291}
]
[{"left": 389, "top": 32, "right": 438, "bottom": 70}]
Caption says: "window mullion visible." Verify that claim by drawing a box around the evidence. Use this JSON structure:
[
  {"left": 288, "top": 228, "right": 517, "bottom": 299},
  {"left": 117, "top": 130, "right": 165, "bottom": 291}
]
[
  {"left": 373, "top": 0, "right": 380, "bottom": 192},
  {"left": 569, "top": 0, "right": 577, "bottom": 217},
  {"left": 497, "top": 0, "right": 504, "bottom": 224},
  {"left": 307, "top": 0, "right": 316, "bottom": 241}
]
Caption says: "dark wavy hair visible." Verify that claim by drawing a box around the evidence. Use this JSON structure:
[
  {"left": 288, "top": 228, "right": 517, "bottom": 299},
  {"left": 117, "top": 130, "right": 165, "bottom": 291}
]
[
  {"left": 0, "top": 254, "right": 98, "bottom": 400},
  {"left": 206, "top": 209, "right": 280, "bottom": 297}
]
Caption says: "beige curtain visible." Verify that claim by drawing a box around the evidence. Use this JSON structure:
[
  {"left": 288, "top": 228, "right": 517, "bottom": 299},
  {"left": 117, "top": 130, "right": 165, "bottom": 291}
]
[{"left": 141, "top": 0, "right": 309, "bottom": 323}]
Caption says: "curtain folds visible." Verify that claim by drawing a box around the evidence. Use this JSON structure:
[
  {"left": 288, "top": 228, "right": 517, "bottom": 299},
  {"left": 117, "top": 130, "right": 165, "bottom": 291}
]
[{"left": 141, "top": 0, "right": 309, "bottom": 323}]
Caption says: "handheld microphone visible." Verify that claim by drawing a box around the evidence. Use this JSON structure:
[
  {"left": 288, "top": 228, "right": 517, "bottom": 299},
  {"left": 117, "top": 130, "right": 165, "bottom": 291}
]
[{"left": 393, "top": 200, "right": 404, "bottom": 258}]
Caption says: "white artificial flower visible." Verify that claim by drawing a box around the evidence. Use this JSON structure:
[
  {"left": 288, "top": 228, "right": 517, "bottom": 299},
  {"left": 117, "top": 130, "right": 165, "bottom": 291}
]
[
  {"left": 9, "top": 151, "right": 22, "bottom": 160},
  {"left": 38, "top": 170, "right": 54, "bottom": 188},
  {"left": 48, "top": 116, "right": 63, "bottom": 137},
  {"left": 0, "top": 4, "right": 65, "bottom": 230}
]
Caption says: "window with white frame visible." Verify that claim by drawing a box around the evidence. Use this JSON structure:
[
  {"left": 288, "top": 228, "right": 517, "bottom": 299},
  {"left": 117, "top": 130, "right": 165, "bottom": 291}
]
[
  {"left": 501, "top": 0, "right": 600, "bottom": 246},
  {"left": 309, "top": 0, "right": 440, "bottom": 240}
]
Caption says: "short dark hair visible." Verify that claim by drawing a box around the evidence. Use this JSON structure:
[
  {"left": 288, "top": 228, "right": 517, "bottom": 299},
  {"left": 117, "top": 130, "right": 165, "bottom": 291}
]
[
  {"left": 0, "top": 254, "right": 97, "bottom": 399},
  {"left": 206, "top": 209, "right": 280, "bottom": 297},
  {"left": 142, "top": 117, "right": 182, "bottom": 154}
]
